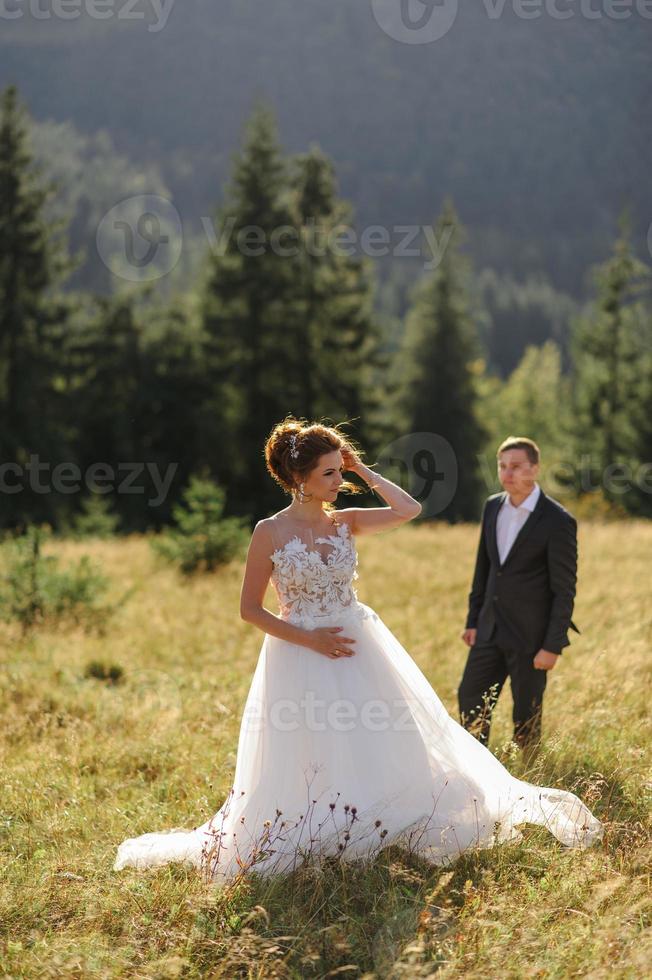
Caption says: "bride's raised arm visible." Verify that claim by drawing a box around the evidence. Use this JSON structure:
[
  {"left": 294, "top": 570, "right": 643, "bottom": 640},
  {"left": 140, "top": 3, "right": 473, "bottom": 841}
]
[{"left": 339, "top": 445, "right": 421, "bottom": 535}]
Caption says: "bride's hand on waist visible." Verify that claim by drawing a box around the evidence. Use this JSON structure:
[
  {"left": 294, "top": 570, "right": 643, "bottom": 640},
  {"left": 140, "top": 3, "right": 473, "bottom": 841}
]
[{"left": 303, "top": 626, "right": 356, "bottom": 660}]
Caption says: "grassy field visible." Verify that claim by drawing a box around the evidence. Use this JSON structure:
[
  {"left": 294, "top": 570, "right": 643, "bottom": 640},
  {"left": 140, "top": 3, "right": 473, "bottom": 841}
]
[{"left": 1, "top": 520, "right": 650, "bottom": 978}]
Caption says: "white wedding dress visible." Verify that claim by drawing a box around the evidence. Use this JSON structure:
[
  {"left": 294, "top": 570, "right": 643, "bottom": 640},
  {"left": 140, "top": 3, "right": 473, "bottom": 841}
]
[{"left": 113, "top": 514, "right": 602, "bottom": 883}]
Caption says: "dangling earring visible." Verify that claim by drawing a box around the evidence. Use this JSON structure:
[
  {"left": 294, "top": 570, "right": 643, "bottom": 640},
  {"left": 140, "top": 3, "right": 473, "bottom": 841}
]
[{"left": 297, "top": 482, "right": 312, "bottom": 503}]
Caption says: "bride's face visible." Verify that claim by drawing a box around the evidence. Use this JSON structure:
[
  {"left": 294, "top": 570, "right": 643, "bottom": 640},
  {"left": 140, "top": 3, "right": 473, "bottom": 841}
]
[{"left": 302, "top": 449, "right": 345, "bottom": 503}]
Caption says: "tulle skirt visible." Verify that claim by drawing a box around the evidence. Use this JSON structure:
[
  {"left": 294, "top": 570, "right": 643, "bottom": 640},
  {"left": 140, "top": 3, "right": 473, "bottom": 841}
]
[{"left": 113, "top": 601, "right": 603, "bottom": 883}]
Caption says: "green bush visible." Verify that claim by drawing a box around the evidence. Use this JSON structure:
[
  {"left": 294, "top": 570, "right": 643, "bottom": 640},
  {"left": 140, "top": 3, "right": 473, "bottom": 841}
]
[
  {"left": 151, "top": 475, "right": 249, "bottom": 574},
  {"left": 66, "top": 494, "right": 121, "bottom": 539},
  {"left": 0, "top": 525, "right": 128, "bottom": 632}
]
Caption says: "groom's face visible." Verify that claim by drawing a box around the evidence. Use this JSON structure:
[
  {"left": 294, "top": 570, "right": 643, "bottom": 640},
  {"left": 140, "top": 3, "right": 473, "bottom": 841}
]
[{"left": 497, "top": 449, "right": 539, "bottom": 495}]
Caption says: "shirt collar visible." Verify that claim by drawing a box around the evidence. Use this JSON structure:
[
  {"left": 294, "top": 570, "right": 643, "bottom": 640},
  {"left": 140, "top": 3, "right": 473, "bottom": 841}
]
[{"left": 504, "top": 482, "right": 540, "bottom": 512}]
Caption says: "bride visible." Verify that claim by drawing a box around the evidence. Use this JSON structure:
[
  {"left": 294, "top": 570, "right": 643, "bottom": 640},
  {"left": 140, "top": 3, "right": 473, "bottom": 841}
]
[{"left": 114, "top": 418, "right": 603, "bottom": 883}]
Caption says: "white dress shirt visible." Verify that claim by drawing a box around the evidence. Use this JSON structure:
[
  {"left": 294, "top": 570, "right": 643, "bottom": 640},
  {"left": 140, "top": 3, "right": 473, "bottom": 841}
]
[{"left": 496, "top": 482, "right": 541, "bottom": 565}]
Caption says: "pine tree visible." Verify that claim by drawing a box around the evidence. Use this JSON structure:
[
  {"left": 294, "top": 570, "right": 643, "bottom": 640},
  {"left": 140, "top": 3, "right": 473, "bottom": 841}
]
[
  {"left": 571, "top": 217, "right": 652, "bottom": 508},
  {"left": 199, "top": 103, "right": 303, "bottom": 518},
  {"left": 400, "top": 200, "right": 487, "bottom": 522},
  {"left": 0, "top": 85, "right": 75, "bottom": 529},
  {"left": 61, "top": 294, "right": 147, "bottom": 532},
  {"left": 62, "top": 289, "right": 207, "bottom": 532},
  {"left": 289, "top": 144, "right": 384, "bottom": 450},
  {"left": 137, "top": 296, "right": 206, "bottom": 528},
  {"left": 630, "top": 336, "right": 652, "bottom": 516}
]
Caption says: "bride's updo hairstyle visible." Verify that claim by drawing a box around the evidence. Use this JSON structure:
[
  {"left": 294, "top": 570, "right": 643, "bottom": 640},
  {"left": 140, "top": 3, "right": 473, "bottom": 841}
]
[{"left": 264, "top": 416, "right": 365, "bottom": 510}]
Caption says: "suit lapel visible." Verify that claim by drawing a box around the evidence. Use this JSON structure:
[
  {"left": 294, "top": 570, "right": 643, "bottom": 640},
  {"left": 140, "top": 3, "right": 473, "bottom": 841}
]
[
  {"left": 500, "top": 487, "right": 547, "bottom": 568},
  {"left": 487, "top": 493, "right": 506, "bottom": 566}
]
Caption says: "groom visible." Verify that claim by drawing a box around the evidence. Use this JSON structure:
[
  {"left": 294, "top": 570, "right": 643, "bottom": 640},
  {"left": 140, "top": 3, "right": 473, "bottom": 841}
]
[{"left": 458, "top": 436, "right": 580, "bottom": 750}]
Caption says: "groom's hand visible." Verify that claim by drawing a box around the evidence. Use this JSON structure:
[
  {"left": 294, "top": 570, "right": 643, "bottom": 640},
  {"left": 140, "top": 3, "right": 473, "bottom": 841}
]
[
  {"left": 533, "top": 649, "right": 559, "bottom": 670},
  {"left": 461, "top": 628, "right": 477, "bottom": 647}
]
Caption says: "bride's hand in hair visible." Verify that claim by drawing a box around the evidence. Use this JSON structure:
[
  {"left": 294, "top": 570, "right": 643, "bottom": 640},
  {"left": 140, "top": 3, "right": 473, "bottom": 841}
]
[{"left": 341, "top": 444, "right": 363, "bottom": 473}]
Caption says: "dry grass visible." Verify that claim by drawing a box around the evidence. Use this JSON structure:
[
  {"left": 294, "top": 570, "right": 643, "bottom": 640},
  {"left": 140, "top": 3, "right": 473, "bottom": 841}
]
[{"left": 1, "top": 521, "right": 650, "bottom": 978}]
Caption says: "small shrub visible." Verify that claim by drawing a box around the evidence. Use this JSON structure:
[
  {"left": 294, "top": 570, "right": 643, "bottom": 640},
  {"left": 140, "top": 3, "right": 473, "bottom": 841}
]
[
  {"left": 151, "top": 475, "right": 249, "bottom": 574},
  {"left": 0, "top": 525, "right": 130, "bottom": 633},
  {"left": 67, "top": 494, "right": 121, "bottom": 539}
]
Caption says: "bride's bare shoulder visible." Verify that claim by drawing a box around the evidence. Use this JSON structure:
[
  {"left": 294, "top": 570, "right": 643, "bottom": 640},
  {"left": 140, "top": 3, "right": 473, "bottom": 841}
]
[
  {"left": 257, "top": 511, "right": 290, "bottom": 533},
  {"left": 251, "top": 511, "right": 293, "bottom": 542},
  {"left": 247, "top": 517, "right": 277, "bottom": 550}
]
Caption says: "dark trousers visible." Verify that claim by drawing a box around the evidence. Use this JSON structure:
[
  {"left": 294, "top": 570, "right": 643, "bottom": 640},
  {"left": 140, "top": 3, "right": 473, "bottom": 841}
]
[{"left": 458, "top": 640, "right": 547, "bottom": 749}]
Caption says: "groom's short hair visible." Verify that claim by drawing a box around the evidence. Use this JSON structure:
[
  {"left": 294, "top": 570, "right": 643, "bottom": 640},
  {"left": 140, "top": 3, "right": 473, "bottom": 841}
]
[{"left": 497, "top": 436, "right": 540, "bottom": 466}]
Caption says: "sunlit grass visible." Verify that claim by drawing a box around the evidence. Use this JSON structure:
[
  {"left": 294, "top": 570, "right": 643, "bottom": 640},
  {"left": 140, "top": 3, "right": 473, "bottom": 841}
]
[{"left": 1, "top": 521, "right": 650, "bottom": 977}]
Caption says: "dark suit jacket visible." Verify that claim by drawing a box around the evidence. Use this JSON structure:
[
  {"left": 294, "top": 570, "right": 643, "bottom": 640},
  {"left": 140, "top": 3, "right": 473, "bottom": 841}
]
[{"left": 465, "top": 488, "right": 580, "bottom": 655}]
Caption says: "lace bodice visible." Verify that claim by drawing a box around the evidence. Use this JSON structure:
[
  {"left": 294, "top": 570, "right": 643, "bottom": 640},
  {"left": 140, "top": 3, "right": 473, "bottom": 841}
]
[{"left": 268, "top": 515, "right": 361, "bottom": 628}]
